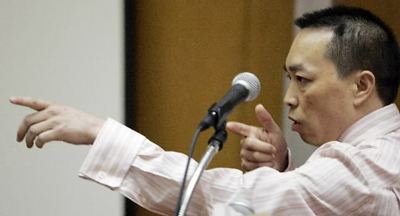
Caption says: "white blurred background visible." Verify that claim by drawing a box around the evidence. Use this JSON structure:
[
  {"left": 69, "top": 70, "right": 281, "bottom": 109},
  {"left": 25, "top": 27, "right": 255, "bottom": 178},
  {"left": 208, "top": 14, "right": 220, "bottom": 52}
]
[{"left": 0, "top": 1, "right": 123, "bottom": 215}]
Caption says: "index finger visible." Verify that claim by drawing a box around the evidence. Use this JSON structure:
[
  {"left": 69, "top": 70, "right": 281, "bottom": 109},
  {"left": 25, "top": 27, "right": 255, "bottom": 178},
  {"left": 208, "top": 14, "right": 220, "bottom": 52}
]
[
  {"left": 226, "top": 121, "right": 257, "bottom": 137},
  {"left": 9, "top": 97, "right": 50, "bottom": 111}
]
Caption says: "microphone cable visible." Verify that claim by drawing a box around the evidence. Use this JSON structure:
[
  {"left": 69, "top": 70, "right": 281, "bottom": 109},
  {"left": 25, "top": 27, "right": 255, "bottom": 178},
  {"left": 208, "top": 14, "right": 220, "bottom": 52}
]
[
  {"left": 174, "top": 72, "right": 260, "bottom": 215},
  {"left": 174, "top": 126, "right": 202, "bottom": 215}
]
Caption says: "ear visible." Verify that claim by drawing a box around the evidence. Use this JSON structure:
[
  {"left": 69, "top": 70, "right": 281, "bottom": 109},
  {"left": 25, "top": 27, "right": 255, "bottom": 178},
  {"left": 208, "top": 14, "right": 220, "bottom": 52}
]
[{"left": 353, "top": 70, "right": 375, "bottom": 106}]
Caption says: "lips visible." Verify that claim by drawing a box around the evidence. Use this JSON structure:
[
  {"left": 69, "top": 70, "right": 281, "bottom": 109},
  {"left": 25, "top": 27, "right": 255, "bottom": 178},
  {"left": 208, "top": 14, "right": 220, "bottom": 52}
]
[{"left": 289, "top": 116, "right": 301, "bottom": 132}]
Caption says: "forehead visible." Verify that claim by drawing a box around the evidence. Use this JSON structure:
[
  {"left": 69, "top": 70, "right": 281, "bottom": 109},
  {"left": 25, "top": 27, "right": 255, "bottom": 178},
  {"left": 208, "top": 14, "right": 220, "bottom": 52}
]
[{"left": 285, "top": 28, "right": 334, "bottom": 71}]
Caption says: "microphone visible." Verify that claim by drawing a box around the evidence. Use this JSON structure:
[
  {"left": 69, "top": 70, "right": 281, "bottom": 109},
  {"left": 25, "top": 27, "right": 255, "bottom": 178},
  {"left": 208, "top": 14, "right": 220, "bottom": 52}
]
[{"left": 198, "top": 72, "right": 261, "bottom": 131}]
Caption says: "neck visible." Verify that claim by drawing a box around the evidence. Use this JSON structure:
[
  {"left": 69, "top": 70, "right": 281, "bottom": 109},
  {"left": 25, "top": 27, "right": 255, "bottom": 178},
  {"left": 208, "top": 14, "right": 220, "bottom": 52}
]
[{"left": 354, "top": 95, "right": 384, "bottom": 124}]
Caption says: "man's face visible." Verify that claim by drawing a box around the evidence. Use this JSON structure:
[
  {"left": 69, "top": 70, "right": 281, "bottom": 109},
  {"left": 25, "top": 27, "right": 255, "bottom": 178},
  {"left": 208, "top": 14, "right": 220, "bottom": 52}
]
[{"left": 284, "top": 28, "right": 358, "bottom": 146}]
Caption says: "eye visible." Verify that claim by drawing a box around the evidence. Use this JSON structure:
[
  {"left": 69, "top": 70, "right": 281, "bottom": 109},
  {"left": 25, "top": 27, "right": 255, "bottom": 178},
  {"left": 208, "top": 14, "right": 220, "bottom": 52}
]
[{"left": 295, "top": 76, "right": 309, "bottom": 85}]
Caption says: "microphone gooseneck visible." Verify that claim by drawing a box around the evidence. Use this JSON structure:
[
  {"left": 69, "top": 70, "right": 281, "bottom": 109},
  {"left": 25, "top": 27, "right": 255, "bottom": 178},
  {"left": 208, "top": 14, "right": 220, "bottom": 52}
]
[{"left": 175, "top": 72, "right": 261, "bottom": 216}]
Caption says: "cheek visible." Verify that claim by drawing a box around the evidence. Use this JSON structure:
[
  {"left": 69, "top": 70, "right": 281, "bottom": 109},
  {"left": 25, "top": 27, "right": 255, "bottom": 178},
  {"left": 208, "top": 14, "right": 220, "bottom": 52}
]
[
  {"left": 303, "top": 83, "right": 349, "bottom": 114},
  {"left": 301, "top": 85, "right": 351, "bottom": 139},
  {"left": 302, "top": 94, "right": 332, "bottom": 125}
]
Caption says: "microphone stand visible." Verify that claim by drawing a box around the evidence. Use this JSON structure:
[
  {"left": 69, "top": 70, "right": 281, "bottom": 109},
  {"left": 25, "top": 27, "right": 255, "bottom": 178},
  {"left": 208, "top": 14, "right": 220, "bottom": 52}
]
[{"left": 177, "top": 126, "right": 227, "bottom": 216}]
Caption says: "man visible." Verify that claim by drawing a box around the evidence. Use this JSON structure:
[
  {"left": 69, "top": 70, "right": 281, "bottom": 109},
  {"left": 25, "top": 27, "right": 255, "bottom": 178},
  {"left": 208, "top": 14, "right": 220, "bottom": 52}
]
[{"left": 10, "top": 6, "right": 400, "bottom": 215}]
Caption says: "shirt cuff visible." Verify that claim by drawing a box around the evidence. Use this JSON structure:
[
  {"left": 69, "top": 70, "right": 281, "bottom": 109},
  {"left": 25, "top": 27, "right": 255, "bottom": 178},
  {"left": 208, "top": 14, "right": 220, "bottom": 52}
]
[{"left": 79, "top": 118, "right": 146, "bottom": 189}]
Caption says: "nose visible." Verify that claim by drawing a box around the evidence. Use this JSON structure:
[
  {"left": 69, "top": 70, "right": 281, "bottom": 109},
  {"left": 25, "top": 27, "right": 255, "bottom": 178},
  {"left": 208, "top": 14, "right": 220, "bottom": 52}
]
[{"left": 283, "top": 82, "right": 298, "bottom": 108}]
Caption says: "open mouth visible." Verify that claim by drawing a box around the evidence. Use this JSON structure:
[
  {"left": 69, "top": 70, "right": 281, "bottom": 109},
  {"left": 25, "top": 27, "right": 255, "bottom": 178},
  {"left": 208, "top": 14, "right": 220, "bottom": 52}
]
[{"left": 289, "top": 117, "right": 301, "bottom": 132}]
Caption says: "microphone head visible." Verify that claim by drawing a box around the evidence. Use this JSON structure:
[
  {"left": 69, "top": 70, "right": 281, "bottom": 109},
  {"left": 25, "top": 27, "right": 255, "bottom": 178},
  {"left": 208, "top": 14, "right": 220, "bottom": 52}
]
[{"left": 232, "top": 72, "right": 261, "bottom": 101}]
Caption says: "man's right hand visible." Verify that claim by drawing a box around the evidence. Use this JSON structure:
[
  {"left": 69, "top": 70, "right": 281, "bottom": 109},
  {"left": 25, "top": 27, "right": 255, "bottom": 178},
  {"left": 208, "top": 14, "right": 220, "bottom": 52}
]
[
  {"left": 226, "top": 104, "right": 288, "bottom": 172},
  {"left": 10, "top": 97, "right": 105, "bottom": 148}
]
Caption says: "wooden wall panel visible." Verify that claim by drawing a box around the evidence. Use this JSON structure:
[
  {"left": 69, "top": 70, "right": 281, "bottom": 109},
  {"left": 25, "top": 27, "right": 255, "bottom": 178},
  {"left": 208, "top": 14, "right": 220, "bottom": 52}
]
[{"left": 126, "top": 1, "right": 293, "bottom": 215}]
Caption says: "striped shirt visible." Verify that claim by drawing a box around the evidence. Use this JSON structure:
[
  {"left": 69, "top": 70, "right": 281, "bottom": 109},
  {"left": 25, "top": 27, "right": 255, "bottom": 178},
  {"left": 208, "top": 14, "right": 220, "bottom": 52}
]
[{"left": 79, "top": 104, "right": 400, "bottom": 215}]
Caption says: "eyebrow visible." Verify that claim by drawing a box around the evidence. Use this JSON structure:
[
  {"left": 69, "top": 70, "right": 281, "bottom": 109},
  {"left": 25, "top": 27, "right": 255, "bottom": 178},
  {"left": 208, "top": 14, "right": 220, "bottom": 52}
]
[{"left": 283, "top": 64, "right": 304, "bottom": 73}]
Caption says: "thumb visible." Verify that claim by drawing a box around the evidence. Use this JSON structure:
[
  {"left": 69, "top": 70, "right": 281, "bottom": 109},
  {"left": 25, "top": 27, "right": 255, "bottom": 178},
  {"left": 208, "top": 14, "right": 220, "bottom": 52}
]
[{"left": 255, "top": 104, "right": 280, "bottom": 133}]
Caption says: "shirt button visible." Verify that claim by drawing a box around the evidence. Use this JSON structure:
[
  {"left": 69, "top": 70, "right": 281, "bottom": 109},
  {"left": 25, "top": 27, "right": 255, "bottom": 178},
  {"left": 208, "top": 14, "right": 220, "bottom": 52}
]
[{"left": 97, "top": 171, "right": 106, "bottom": 180}]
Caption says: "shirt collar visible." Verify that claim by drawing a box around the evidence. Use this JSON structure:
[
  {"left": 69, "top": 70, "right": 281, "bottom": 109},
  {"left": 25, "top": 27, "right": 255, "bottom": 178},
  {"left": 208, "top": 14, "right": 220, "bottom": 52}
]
[{"left": 338, "top": 104, "right": 400, "bottom": 145}]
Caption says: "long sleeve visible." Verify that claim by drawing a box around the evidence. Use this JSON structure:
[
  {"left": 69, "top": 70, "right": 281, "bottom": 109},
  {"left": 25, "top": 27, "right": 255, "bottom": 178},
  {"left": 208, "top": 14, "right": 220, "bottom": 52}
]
[
  {"left": 79, "top": 118, "right": 247, "bottom": 215},
  {"left": 79, "top": 106, "right": 400, "bottom": 216}
]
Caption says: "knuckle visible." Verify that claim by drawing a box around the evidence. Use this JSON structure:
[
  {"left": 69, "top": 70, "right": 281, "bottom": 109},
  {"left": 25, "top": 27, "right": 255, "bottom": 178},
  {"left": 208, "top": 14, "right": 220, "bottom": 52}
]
[
  {"left": 47, "top": 107, "right": 58, "bottom": 116},
  {"left": 36, "top": 133, "right": 45, "bottom": 142},
  {"left": 247, "top": 137, "right": 257, "bottom": 144},
  {"left": 54, "top": 125, "right": 64, "bottom": 133},
  {"left": 240, "top": 138, "right": 246, "bottom": 146},
  {"left": 47, "top": 105, "right": 65, "bottom": 116},
  {"left": 54, "top": 124, "right": 67, "bottom": 136},
  {"left": 23, "top": 117, "right": 33, "bottom": 126},
  {"left": 249, "top": 126, "right": 258, "bottom": 134},
  {"left": 240, "top": 149, "right": 246, "bottom": 158},
  {"left": 252, "top": 151, "right": 260, "bottom": 160},
  {"left": 32, "top": 100, "right": 40, "bottom": 107},
  {"left": 241, "top": 138, "right": 252, "bottom": 148},
  {"left": 270, "top": 146, "right": 277, "bottom": 153},
  {"left": 48, "top": 117, "right": 60, "bottom": 127},
  {"left": 29, "top": 125, "right": 39, "bottom": 135}
]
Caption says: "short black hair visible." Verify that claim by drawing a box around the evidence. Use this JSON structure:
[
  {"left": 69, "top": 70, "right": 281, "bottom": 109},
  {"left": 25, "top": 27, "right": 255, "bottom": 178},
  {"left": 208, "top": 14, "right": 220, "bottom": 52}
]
[{"left": 295, "top": 6, "right": 400, "bottom": 105}]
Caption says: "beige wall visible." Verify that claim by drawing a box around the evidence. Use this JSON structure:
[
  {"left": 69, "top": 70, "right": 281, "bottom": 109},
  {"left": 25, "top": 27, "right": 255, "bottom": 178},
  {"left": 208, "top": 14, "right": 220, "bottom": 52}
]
[
  {"left": 0, "top": 0, "right": 123, "bottom": 215},
  {"left": 129, "top": 1, "right": 293, "bottom": 215}
]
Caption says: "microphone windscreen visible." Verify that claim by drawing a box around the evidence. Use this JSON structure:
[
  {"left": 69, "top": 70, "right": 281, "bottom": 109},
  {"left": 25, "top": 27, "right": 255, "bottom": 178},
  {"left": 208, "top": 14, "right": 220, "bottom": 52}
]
[{"left": 232, "top": 72, "right": 261, "bottom": 101}]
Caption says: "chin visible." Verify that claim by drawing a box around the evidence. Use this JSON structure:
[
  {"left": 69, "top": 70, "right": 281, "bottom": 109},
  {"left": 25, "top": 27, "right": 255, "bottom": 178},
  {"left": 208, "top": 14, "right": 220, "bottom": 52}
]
[{"left": 300, "top": 135, "right": 323, "bottom": 146}]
